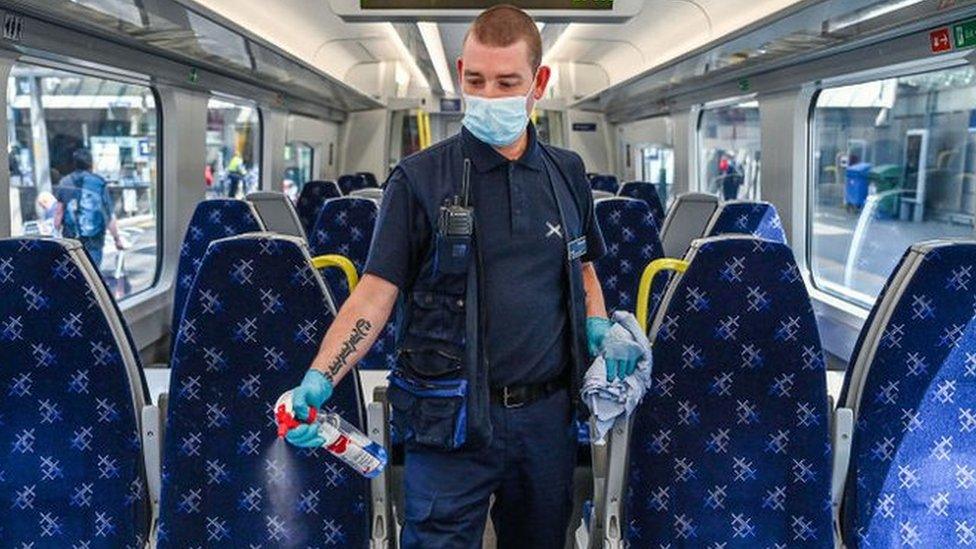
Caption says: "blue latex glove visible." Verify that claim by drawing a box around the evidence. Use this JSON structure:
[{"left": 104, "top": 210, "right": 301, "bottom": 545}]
[
  {"left": 284, "top": 369, "right": 334, "bottom": 448},
  {"left": 586, "top": 317, "right": 612, "bottom": 357},
  {"left": 602, "top": 328, "right": 644, "bottom": 382}
]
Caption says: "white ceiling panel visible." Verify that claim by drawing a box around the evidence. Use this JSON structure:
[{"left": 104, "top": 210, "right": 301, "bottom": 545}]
[{"left": 186, "top": 0, "right": 804, "bottom": 100}]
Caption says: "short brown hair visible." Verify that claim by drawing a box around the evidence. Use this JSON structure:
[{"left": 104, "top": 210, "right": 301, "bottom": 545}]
[{"left": 464, "top": 4, "right": 542, "bottom": 69}]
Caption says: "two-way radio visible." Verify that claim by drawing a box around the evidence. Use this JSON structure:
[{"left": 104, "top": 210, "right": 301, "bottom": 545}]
[{"left": 439, "top": 158, "right": 474, "bottom": 237}]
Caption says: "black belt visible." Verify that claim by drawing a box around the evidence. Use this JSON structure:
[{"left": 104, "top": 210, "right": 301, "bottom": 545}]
[{"left": 490, "top": 378, "right": 565, "bottom": 409}]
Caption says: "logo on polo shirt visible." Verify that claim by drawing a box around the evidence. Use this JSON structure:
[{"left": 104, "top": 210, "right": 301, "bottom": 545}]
[{"left": 546, "top": 221, "right": 563, "bottom": 239}]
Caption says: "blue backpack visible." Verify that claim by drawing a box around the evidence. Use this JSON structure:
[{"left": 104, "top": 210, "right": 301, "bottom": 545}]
[{"left": 63, "top": 172, "right": 108, "bottom": 238}]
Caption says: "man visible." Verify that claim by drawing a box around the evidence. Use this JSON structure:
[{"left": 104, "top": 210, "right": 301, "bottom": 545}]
[
  {"left": 226, "top": 151, "right": 246, "bottom": 198},
  {"left": 284, "top": 5, "right": 638, "bottom": 547},
  {"left": 54, "top": 148, "right": 124, "bottom": 267}
]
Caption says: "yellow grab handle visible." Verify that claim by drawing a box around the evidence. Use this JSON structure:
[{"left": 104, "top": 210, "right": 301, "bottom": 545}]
[
  {"left": 311, "top": 254, "right": 359, "bottom": 292},
  {"left": 636, "top": 258, "right": 690, "bottom": 333}
]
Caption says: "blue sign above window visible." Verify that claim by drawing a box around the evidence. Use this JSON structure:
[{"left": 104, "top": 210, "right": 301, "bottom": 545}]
[
  {"left": 440, "top": 98, "right": 462, "bottom": 112},
  {"left": 572, "top": 122, "right": 597, "bottom": 132}
]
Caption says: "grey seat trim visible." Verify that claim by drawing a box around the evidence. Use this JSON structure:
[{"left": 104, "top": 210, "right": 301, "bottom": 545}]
[
  {"left": 246, "top": 191, "right": 307, "bottom": 240},
  {"left": 658, "top": 192, "right": 719, "bottom": 258},
  {"left": 349, "top": 188, "right": 384, "bottom": 202}
]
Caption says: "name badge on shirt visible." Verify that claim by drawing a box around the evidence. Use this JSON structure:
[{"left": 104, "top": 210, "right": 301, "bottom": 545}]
[{"left": 567, "top": 237, "right": 587, "bottom": 262}]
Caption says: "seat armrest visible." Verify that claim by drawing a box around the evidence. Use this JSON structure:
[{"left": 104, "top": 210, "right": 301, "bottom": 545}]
[
  {"left": 602, "top": 416, "right": 631, "bottom": 549},
  {"left": 831, "top": 407, "right": 854, "bottom": 548},
  {"left": 367, "top": 400, "right": 393, "bottom": 549},
  {"left": 141, "top": 404, "right": 162, "bottom": 518}
]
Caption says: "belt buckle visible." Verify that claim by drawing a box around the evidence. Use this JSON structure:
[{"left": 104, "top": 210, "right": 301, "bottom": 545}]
[{"left": 502, "top": 386, "right": 524, "bottom": 409}]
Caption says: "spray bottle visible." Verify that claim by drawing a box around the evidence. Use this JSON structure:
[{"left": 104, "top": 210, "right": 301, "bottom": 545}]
[{"left": 274, "top": 390, "right": 388, "bottom": 479}]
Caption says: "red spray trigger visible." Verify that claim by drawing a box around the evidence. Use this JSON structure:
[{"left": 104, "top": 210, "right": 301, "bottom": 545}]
[{"left": 275, "top": 402, "right": 317, "bottom": 438}]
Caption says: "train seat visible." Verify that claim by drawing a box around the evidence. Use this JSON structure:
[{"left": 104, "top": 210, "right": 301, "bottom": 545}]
[
  {"left": 593, "top": 197, "right": 665, "bottom": 319},
  {"left": 601, "top": 235, "right": 832, "bottom": 547},
  {"left": 705, "top": 200, "right": 788, "bottom": 244},
  {"left": 172, "top": 199, "right": 263, "bottom": 350},
  {"left": 589, "top": 174, "right": 620, "bottom": 194},
  {"left": 618, "top": 181, "right": 667, "bottom": 231},
  {"left": 356, "top": 171, "right": 379, "bottom": 188},
  {"left": 309, "top": 197, "right": 396, "bottom": 370},
  {"left": 309, "top": 197, "right": 378, "bottom": 304},
  {"left": 834, "top": 239, "right": 976, "bottom": 547},
  {"left": 0, "top": 237, "right": 153, "bottom": 546},
  {"left": 338, "top": 173, "right": 370, "bottom": 195},
  {"left": 296, "top": 180, "right": 342, "bottom": 236},
  {"left": 157, "top": 233, "right": 375, "bottom": 547},
  {"left": 659, "top": 192, "right": 720, "bottom": 258}
]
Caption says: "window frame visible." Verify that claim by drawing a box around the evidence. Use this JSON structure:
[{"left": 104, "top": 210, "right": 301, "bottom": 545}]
[
  {"left": 804, "top": 59, "right": 974, "bottom": 309},
  {"left": 7, "top": 60, "right": 164, "bottom": 301}
]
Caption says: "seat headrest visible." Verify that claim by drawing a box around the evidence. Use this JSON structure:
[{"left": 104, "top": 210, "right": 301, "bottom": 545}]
[{"left": 707, "top": 200, "right": 787, "bottom": 244}]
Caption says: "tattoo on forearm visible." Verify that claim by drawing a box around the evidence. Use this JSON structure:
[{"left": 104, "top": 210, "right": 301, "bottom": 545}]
[{"left": 326, "top": 318, "right": 373, "bottom": 378}]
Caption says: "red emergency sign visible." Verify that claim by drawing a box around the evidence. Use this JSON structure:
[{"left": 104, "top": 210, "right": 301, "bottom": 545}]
[{"left": 931, "top": 27, "right": 953, "bottom": 53}]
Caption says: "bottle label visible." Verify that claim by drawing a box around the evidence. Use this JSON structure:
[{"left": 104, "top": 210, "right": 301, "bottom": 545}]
[
  {"left": 319, "top": 421, "right": 383, "bottom": 474},
  {"left": 327, "top": 435, "right": 382, "bottom": 474}
]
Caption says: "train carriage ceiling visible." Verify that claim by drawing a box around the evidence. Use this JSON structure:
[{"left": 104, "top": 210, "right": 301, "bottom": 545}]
[
  {"left": 9, "top": 0, "right": 958, "bottom": 117},
  {"left": 184, "top": 0, "right": 809, "bottom": 102}
]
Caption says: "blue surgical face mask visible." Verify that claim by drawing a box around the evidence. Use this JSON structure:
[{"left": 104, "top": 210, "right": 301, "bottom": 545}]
[{"left": 462, "top": 88, "right": 532, "bottom": 147}]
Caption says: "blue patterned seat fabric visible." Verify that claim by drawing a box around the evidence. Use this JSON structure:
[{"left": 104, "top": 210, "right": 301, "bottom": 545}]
[
  {"left": 589, "top": 174, "right": 620, "bottom": 194},
  {"left": 172, "top": 199, "right": 263, "bottom": 347},
  {"left": 0, "top": 238, "right": 150, "bottom": 547},
  {"left": 706, "top": 200, "right": 788, "bottom": 244},
  {"left": 627, "top": 236, "right": 832, "bottom": 547},
  {"left": 337, "top": 174, "right": 369, "bottom": 195},
  {"left": 593, "top": 198, "right": 664, "bottom": 320},
  {"left": 840, "top": 241, "right": 976, "bottom": 547},
  {"left": 309, "top": 197, "right": 396, "bottom": 370},
  {"left": 296, "top": 180, "right": 341, "bottom": 236},
  {"left": 158, "top": 234, "right": 370, "bottom": 547},
  {"left": 618, "top": 181, "right": 667, "bottom": 231}
]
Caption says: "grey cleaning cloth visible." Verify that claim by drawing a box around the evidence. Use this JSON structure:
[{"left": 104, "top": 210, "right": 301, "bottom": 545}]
[{"left": 580, "top": 310, "right": 653, "bottom": 443}]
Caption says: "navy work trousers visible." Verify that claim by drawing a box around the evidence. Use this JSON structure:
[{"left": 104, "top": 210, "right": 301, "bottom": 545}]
[{"left": 401, "top": 389, "right": 577, "bottom": 549}]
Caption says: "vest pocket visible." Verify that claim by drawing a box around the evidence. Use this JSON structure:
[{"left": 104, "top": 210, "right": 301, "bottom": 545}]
[
  {"left": 388, "top": 370, "right": 468, "bottom": 451},
  {"left": 405, "top": 291, "right": 466, "bottom": 347},
  {"left": 399, "top": 346, "right": 461, "bottom": 378}
]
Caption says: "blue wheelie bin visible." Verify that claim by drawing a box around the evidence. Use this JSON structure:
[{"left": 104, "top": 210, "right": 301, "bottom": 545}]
[{"left": 845, "top": 162, "right": 872, "bottom": 210}]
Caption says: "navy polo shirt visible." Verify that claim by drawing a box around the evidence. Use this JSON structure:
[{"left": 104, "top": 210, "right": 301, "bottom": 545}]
[{"left": 365, "top": 124, "right": 605, "bottom": 387}]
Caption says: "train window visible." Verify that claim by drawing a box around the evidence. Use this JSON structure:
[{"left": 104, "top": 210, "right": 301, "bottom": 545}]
[
  {"left": 7, "top": 63, "right": 159, "bottom": 300},
  {"left": 282, "top": 141, "right": 314, "bottom": 201},
  {"left": 206, "top": 97, "right": 260, "bottom": 199},
  {"left": 698, "top": 100, "right": 762, "bottom": 201},
  {"left": 810, "top": 65, "right": 976, "bottom": 305}
]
